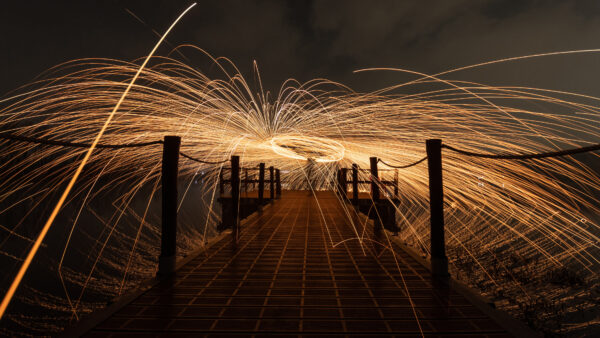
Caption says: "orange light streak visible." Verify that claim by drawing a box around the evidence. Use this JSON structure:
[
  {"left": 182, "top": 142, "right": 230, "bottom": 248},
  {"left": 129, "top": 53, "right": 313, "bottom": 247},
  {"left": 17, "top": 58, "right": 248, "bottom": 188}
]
[{"left": 0, "top": 2, "right": 197, "bottom": 320}]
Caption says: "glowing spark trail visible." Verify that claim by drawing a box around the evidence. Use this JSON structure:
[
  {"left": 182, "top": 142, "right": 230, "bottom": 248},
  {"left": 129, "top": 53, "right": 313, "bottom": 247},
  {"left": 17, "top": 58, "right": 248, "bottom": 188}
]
[
  {"left": 0, "top": 2, "right": 197, "bottom": 321},
  {"left": 0, "top": 22, "right": 598, "bottom": 336}
]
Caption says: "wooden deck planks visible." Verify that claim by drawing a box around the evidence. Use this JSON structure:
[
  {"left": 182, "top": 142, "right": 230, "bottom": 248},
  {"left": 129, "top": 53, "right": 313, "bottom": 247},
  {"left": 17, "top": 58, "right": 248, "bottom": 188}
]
[{"left": 85, "top": 191, "right": 513, "bottom": 337}]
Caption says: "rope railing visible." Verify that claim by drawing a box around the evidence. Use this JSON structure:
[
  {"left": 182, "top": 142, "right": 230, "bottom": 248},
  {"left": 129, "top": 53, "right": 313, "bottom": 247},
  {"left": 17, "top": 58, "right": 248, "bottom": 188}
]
[
  {"left": 442, "top": 143, "right": 600, "bottom": 160},
  {"left": 378, "top": 156, "right": 428, "bottom": 169},
  {"left": 356, "top": 167, "right": 395, "bottom": 172},
  {"left": 179, "top": 151, "right": 228, "bottom": 164},
  {"left": 220, "top": 166, "right": 263, "bottom": 171},
  {"left": 0, "top": 132, "right": 231, "bottom": 164},
  {"left": 0, "top": 132, "right": 163, "bottom": 149}
]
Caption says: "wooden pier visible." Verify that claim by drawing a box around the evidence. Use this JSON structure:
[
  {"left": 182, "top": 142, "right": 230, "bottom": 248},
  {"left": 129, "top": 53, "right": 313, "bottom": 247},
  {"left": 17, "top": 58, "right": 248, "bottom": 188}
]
[{"left": 81, "top": 191, "right": 525, "bottom": 337}]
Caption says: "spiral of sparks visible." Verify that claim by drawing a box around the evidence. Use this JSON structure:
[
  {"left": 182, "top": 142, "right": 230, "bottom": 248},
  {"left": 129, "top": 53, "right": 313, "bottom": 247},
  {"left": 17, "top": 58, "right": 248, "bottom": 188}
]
[{"left": 0, "top": 41, "right": 599, "bottom": 334}]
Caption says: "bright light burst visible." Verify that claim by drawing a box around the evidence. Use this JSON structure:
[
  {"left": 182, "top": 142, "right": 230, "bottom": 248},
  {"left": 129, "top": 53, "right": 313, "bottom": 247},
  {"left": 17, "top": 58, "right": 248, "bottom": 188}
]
[{"left": 0, "top": 43, "right": 598, "bottom": 334}]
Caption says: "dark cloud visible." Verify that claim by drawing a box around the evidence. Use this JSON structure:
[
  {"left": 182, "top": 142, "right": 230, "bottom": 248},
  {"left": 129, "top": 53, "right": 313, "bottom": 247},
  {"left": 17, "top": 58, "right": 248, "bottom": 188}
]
[
  {"left": 2, "top": 0, "right": 600, "bottom": 96},
  {"left": 307, "top": 0, "right": 600, "bottom": 95}
]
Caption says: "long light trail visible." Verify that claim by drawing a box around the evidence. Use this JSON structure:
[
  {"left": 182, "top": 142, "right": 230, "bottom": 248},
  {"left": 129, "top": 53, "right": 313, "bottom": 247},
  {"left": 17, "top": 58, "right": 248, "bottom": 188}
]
[
  {"left": 0, "top": 2, "right": 197, "bottom": 321},
  {"left": 0, "top": 33, "right": 598, "bottom": 335}
]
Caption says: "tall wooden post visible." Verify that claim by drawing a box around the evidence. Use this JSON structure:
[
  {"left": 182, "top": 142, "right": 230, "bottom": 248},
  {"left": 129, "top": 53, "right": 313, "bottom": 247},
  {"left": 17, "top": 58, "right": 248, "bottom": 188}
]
[
  {"left": 370, "top": 157, "right": 382, "bottom": 231},
  {"left": 258, "top": 163, "right": 265, "bottom": 205},
  {"left": 269, "top": 166, "right": 275, "bottom": 200},
  {"left": 159, "top": 135, "right": 180, "bottom": 275},
  {"left": 275, "top": 169, "right": 282, "bottom": 198},
  {"left": 352, "top": 163, "right": 359, "bottom": 205},
  {"left": 426, "top": 139, "right": 449, "bottom": 280},
  {"left": 394, "top": 169, "right": 399, "bottom": 199},
  {"left": 231, "top": 155, "right": 240, "bottom": 242},
  {"left": 244, "top": 168, "right": 248, "bottom": 196},
  {"left": 370, "top": 157, "right": 379, "bottom": 201},
  {"left": 341, "top": 168, "right": 348, "bottom": 198},
  {"left": 219, "top": 168, "right": 224, "bottom": 194}
]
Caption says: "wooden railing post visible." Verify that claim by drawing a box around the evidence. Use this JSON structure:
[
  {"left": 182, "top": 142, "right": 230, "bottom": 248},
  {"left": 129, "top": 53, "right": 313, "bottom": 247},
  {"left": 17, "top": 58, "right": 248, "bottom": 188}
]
[
  {"left": 370, "top": 157, "right": 382, "bottom": 231},
  {"left": 370, "top": 157, "right": 379, "bottom": 201},
  {"left": 244, "top": 168, "right": 248, "bottom": 196},
  {"left": 352, "top": 163, "right": 359, "bottom": 205},
  {"left": 258, "top": 163, "right": 265, "bottom": 205},
  {"left": 159, "top": 135, "right": 180, "bottom": 275},
  {"left": 231, "top": 155, "right": 240, "bottom": 242},
  {"left": 394, "top": 169, "right": 399, "bottom": 199},
  {"left": 219, "top": 168, "right": 224, "bottom": 194},
  {"left": 275, "top": 169, "right": 282, "bottom": 198},
  {"left": 426, "top": 139, "right": 449, "bottom": 280},
  {"left": 269, "top": 166, "right": 275, "bottom": 200},
  {"left": 341, "top": 168, "right": 348, "bottom": 198}
]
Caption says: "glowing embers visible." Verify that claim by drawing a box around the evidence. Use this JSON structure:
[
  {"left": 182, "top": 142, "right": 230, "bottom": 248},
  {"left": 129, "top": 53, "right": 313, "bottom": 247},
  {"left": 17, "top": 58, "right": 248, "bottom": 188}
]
[{"left": 269, "top": 134, "right": 345, "bottom": 162}]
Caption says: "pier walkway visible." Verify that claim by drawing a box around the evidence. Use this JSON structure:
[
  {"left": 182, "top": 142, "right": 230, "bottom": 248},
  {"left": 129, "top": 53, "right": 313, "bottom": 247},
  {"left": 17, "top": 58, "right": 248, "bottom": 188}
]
[{"left": 85, "top": 191, "right": 512, "bottom": 337}]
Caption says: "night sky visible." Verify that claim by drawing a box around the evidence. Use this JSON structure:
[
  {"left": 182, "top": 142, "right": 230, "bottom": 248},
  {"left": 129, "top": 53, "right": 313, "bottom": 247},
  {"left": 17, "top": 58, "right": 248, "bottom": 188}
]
[{"left": 3, "top": 0, "right": 600, "bottom": 96}]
